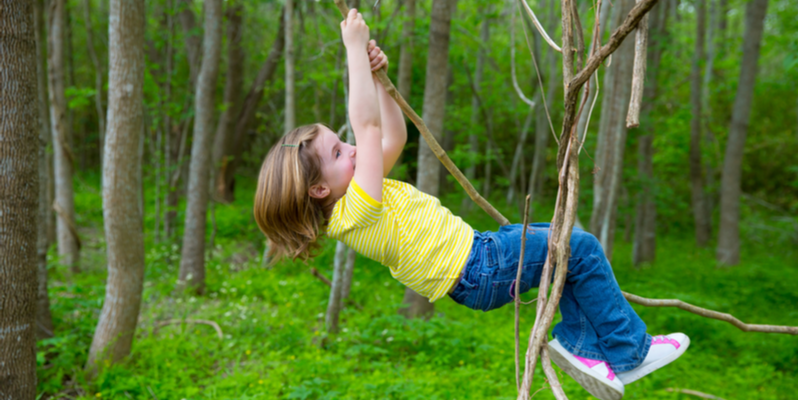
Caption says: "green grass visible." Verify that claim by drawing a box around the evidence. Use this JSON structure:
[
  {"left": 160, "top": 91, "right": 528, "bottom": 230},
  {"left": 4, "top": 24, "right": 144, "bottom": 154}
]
[{"left": 37, "top": 174, "right": 798, "bottom": 399}]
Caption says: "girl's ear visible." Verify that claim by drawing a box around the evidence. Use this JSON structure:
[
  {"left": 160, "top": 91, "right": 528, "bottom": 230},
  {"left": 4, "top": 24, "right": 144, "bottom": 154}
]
[{"left": 308, "top": 183, "right": 330, "bottom": 200}]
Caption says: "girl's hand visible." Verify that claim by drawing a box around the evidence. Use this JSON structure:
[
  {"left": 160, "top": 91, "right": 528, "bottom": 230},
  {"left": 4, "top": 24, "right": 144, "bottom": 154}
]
[
  {"left": 368, "top": 40, "right": 388, "bottom": 72},
  {"left": 340, "top": 9, "right": 370, "bottom": 51}
]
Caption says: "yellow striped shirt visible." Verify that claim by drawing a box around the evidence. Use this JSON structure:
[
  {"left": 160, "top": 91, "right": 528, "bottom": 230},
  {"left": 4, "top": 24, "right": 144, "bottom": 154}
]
[{"left": 326, "top": 179, "right": 475, "bottom": 302}]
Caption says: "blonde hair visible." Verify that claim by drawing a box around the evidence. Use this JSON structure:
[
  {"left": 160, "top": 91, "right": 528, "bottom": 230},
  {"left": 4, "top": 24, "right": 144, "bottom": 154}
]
[{"left": 254, "top": 124, "right": 327, "bottom": 262}]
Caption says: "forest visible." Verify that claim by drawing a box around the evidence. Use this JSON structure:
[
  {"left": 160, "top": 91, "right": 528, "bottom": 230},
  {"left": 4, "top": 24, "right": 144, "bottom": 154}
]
[{"left": 0, "top": 0, "right": 797, "bottom": 398}]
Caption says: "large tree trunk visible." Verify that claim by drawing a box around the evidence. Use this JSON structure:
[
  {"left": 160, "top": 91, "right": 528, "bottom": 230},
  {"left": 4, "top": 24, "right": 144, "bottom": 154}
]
[
  {"left": 589, "top": 0, "right": 637, "bottom": 260},
  {"left": 86, "top": 0, "right": 146, "bottom": 376},
  {"left": 396, "top": 0, "right": 415, "bottom": 101},
  {"left": 403, "top": 0, "right": 457, "bottom": 319},
  {"left": 34, "top": 0, "right": 55, "bottom": 340},
  {"left": 0, "top": 1, "right": 39, "bottom": 395},
  {"left": 82, "top": 0, "right": 106, "bottom": 171},
  {"left": 48, "top": 0, "right": 80, "bottom": 272},
  {"left": 462, "top": 15, "right": 488, "bottom": 212},
  {"left": 215, "top": 9, "right": 285, "bottom": 202},
  {"left": 633, "top": 1, "right": 668, "bottom": 266},
  {"left": 716, "top": 0, "right": 768, "bottom": 266},
  {"left": 178, "top": 0, "right": 222, "bottom": 294},
  {"left": 284, "top": 0, "right": 295, "bottom": 132},
  {"left": 210, "top": 1, "right": 244, "bottom": 201},
  {"left": 689, "top": 0, "right": 711, "bottom": 246}
]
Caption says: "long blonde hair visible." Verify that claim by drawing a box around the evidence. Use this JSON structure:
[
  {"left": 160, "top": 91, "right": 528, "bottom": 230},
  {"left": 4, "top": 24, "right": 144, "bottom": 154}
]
[{"left": 254, "top": 124, "right": 327, "bottom": 261}]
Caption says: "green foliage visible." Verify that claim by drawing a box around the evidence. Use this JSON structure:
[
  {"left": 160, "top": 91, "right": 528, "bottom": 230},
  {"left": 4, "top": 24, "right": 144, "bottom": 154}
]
[{"left": 38, "top": 173, "right": 797, "bottom": 399}]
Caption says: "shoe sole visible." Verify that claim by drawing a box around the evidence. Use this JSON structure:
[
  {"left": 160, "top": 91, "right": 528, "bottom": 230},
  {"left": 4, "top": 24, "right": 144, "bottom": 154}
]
[
  {"left": 617, "top": 336, "right": 691, "bottom": 385},
  {"left": 548, "top": 341, "right": 623, "bottom": 400}
]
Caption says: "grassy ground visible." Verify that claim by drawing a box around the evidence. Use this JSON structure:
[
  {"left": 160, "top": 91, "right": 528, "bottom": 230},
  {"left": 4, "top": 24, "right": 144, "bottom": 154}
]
[{"left": 37, "top": 174, "right": 798, "bottom": 399}]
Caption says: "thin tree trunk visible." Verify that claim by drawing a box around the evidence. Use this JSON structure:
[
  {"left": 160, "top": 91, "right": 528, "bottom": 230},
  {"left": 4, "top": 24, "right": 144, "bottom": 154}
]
[
  {"left": 178, "top": 0, "right": 201, "bottom": 86},
  {"left": 86, "top": 0, "right": 146, "bottom": 377},
  {"left": 327, "top": 241, "right": 347, "bottom": 333},
  {"left": 163, "top": 0, "right": 174, "bottom": 241},
  {"left": 689, "top": 0, "right": 711, "bottom": 247},
  {"left": 34, "top": 0, "right": 55, "bottom": 340},
  {"left": 404, "top": 0, "right": 458, "bottom": 319},
  {"left": 397, "top": 0, "right": 415, "bottom": 101},
  {"left": 178, "top": 0, "right": 222, "bottom": 294},
  {"left": 507, "top": 105, "right": 535, "bottom": 205},
  {"left": 285, "top": 0, "right": 295, "bottom": 132},
  {"left": 716, "top": 0, "right": 768, "bottom": 266},
  {"left": 590, "top": 0, "right": 637, "bottom": 260},
  {"left": 575, "top": 0, "right": 611, "bottom": 143},
  {"left": 48, "top": 0, "right": 80, "bottom": 272},
  {"left": 0, "top": 2, "right": 39, "bottom": 395},
  {"left": 211, "top": 1, "right": 244, "bottom": 201},
  {"left": 82, "top": 0, "right": 106, "bottom": 171},
  {"left": 482, "top": 141, "right": 492, "bottom": 198},
  {"left": 215, "top": 10, "right": 285, "bottom": 202},
  {"left": 528, "top": 0, "right": 558, "bottom": 201},
  {"left": 702, "top": 0, "right": 718, "bottom": 220},
  {"left": 633, "top": 2, "right": 668, "bottom": 266},
  {"left": 462, "top": 15, "right": 488, "bottom": 212}
]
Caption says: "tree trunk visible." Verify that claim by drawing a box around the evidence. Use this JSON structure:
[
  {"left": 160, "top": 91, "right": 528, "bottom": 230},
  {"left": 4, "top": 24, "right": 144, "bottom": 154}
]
[
  {"left": 327, "top": 241, "right": 347, "bottom": 333},
  {"left": 689, "top": 0, "right": 711, "bottom": 247},
  {"left": 397, "top": 0, "right": 415, "bottom": 101},
  {"left": 0, "top": 1, "right": 39, "bottom": 396},
  {"left": 178, "top": 0, "right": 222, "bottom": 294},
  {"left": 178, "top": 0, "right": 201, "bottom": 86},
  {"left": 462, "top": 15, "right": 488, "bottom": 212},
  {"left": 284, "top": 0, "right": 295, "bottom": 132},
  {"left": 506, "top": 105, "right": 535, "bottom": 205},
  {"left": 528, "top": 0, "right": 559, "bottom": 201},
  {"left": 210, "top": 1, "right": 244, "bottom": 201},
  {"left": 48, "top": 0, "right": 80, "bottom": 272},
  {"left": 215, "top": 10, "right": 285, "bottom": 202},
  {"left": 633, "top": 1, "right": 668, "bottom": 266},
  {"left": 404, "top": 0, "right": 458, "bottom": 319},
  {"left": 82, "top": 0, "right": 106, "bottom": 171},
  {"left": 575, "top": 0, "right": 612, "bottom": 143},
  {"left": 86, "top": 0, "right": 146, "bottom": 377},
  {"left": 34, "top": 0, "right": 55, "bottom": 340},
  {"left": 716, "top": 0, "right": 768, "bottom": 266},
  {"left": 590, "top": 0, "right": 637, "bottom": 260},
  {"left": 702, "top": 0, "right": 718, "bottom": 220}
]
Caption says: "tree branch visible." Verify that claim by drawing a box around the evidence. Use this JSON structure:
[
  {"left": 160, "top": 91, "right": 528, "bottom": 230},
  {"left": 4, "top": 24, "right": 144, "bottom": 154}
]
[
  {"left": 517, "top": 0, "right": 563, "bottom": 52},
  {"left": 622, "top": 292, "right": 799, "bottom": 335},
  {"left": 626, "top": 0, "right": 649, "bottom": 128}
]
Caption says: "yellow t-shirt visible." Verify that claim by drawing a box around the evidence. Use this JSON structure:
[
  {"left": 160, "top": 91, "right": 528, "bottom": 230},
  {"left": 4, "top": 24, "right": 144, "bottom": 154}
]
[{"left": 326, "top": 178, "right": 475, "bottom": 302}]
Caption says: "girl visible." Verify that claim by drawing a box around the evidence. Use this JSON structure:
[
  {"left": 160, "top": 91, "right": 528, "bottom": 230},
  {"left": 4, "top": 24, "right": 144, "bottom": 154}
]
[{"left": 254, "top": 9, "right": 689, "bottom": 400}]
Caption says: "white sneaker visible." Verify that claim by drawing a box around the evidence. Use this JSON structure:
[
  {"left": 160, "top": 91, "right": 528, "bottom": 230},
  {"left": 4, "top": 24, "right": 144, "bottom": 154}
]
[
  {"left": 547, "top": 338, "right": 624, "bottom": 400},
  {"left": 616, "top": 333, "right": 690, "bottom": 385}
]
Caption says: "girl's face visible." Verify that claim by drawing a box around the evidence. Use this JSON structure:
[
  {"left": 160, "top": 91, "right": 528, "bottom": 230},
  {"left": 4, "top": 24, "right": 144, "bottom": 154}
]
[{"left": 308, "top": 125, "right": 357, "bottom": 204}]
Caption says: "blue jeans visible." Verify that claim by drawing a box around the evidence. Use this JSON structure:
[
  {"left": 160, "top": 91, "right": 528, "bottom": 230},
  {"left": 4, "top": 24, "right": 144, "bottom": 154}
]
[{"left": 448, "top": 223, "right": 651, "bottom": 373}]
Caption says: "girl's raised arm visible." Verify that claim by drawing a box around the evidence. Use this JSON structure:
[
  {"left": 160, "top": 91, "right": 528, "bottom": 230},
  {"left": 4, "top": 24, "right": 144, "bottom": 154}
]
[{"left": 342, "top": 9, "right": 383, "bottom": 201}]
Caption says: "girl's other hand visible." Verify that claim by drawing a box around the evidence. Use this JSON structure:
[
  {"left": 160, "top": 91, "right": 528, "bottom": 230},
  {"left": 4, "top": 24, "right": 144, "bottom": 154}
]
[
  {"left": 340, "top": 9, "right": 370, "bottom": 51},
  {"left": 368, "top": 40, "right": 388, "bottom": 72}
]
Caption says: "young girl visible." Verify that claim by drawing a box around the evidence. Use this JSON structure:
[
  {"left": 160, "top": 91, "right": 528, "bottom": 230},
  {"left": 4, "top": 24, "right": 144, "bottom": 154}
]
[{"left": 254, "top": 9, "right": 689, "bottom": 400}]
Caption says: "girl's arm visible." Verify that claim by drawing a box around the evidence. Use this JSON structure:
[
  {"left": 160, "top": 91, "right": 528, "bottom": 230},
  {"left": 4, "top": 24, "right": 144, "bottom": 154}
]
[
  {"left": 368, "top": 41, "right": 407, "bottom": 177},
  {"left": 342, "top": 10, "right": 383, "bottom": 202}
]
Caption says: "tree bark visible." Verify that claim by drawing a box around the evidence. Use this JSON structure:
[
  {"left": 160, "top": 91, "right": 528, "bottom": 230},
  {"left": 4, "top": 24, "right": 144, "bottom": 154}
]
[
  {"left": 575, "top": 0, "right": 612, "bottom": 142},
  {"left": 0, "top": 1, "right": 39, "bottom": 396},
  {"left": 86, "top": 0, "right": 146, "bottom": 376},
  {"left": 689, "top": 0, "right": 712, "bottom": 247},
  {"left": 178, "top": 0, "right": 201, "bottom": 86},
  {"left": 284, "top": 0, "right": 295, "bottom": 132},
  {"left": 82, "top": 0, "right": 106, "bottom": 171},
  {"left": 702, "top": 0, "right": 718, "bottom": 221},
  {"left": 215, "top": 9, "right": 285, "bottom": 202},
  {"left": 48, "top": 0, "right": 80, "bottom": 272},
  {"left": 178, "top": 0, "right": 222, "bottom": 294},
  {"left": 633, "top": 2, "right": 668, "bottom": 266},
  {"left": 397, "top": 0, "right": 415, "bottom": 101},
  {"left": 716, "top": 0, "right": 768, "bottom": 266},
  {"left": 34, "top": 0, "right": 55, "bottom": 340},
  {"left": 404, "top": 0, "right": 458, "bottom": 319},
  {"left": 589, "top": 0, "right": 637, "bottom": 261},
  {"left": 210, "top": 1, "right": 244, "bottom": 201},
  {"left": 462, "top": 15, "right": 488, "bottom": 212},
  {"left": 528, "top": 0, "right": 559, "bottom": 201},
  {"left": 327, "top": 241, "right": 347, "bottom": 333}
]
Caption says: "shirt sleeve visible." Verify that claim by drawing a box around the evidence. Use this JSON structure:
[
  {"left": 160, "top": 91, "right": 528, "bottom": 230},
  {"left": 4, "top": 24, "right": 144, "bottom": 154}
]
[{"left": 328, "top": 179, "right": 383, "bottom": 234}]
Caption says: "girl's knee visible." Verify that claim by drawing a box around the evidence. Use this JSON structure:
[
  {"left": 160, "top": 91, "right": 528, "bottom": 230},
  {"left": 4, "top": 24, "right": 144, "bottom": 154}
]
[{"left": 570, "top": 229, "right": 603, "bottom": 257}]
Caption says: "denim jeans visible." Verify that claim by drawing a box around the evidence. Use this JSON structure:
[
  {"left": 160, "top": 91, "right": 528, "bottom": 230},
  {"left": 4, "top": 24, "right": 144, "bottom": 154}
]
[{"left": 448, "top": 223, "right": 651, "bottom": 373}]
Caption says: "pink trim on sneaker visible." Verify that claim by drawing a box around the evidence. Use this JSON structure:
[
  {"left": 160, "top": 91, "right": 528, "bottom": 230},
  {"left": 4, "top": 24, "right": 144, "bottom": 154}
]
[
  {"left": 574, "top": 355, "right": 616, "bottom": 381},
  {"left": 652, "top": 335, "right": 681, "bottom": 349}
]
